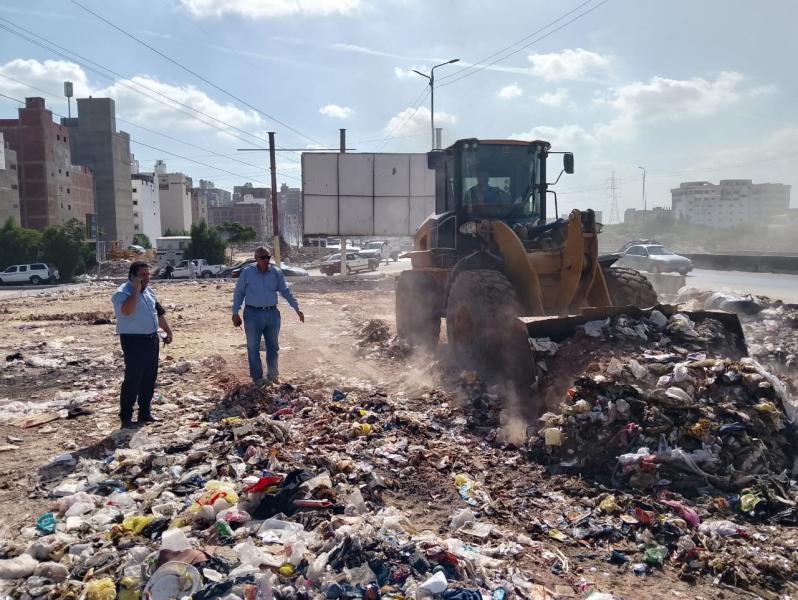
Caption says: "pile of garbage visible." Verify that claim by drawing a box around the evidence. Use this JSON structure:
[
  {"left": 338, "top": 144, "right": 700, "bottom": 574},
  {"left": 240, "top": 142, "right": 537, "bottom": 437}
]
[
  {"left": 0, "top": 382, "right": 540, "bottom": 600},
  {"left": 741, "top": 302, "right": 798, "bottom": 376},
  {"left": 354, "top": 320, "right": 411, "bottom": 359},
  {"left": 530, "top": 309, "right": 797, "bottom": 492}
]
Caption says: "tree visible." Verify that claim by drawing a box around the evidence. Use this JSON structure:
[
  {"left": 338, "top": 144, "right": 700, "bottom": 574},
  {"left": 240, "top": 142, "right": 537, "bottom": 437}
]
[
  {"left": 0, "top": 219, "right": 42, "bottom": 268},
  {"left": 40, "top": 219, "right": 93, "bottom": 280},
  {"left": 132, "top": 233, "right": 152, "bottom": 249},
  {"left": 217, "top": 221, "right": 256, "bottom": 263},
  {"left": 184, "top": 220, "right": 227, "bottom": 264},
  {"left": 163, "top": 228, "right": 188, "bottom": 236}
]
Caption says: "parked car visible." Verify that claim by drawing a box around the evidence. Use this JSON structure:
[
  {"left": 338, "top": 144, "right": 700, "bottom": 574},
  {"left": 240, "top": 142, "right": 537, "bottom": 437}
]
[
  {"left": 0, "top": 263, "right": 59, "bottom": 285},
  {"left": 615, "top": 243, "right": 693, "bottom": 275},
  {"left": 320, "top": 253, "right": 378, "bottom": 276},
  {"left": 359, "top": 240, "right": 400, "bottom": 263},
  {"left": 218, "top": 259, "right": 310, "bottom": 279},
  {"left": 172, "top": 259, "right": 225, "bottom": 278}
]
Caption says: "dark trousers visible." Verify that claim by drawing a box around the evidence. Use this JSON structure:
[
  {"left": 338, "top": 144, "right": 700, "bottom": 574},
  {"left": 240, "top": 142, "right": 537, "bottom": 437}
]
[{"left": 119, "top": 334, "right": 160, "bottom": 422}]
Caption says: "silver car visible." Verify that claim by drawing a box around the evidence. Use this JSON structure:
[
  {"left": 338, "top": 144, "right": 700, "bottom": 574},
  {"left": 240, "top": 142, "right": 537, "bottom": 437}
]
[{"left": 617, "top": 244, "right": 692, "bottom": 275}]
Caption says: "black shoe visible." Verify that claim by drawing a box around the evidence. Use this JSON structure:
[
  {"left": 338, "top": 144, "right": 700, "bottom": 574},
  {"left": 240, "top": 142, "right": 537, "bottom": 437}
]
[
  {"left": 121, "top": 419, "right": 135, "bottom": 429},
  {"left": 137, "top": 415, "right": 158, "bottom": 424}
]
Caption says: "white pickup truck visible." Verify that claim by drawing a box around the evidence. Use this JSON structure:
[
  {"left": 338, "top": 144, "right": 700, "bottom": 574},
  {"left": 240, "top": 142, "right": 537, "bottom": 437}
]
[{"left": 172, "top": 259, "right": 225, "bottom": 279}]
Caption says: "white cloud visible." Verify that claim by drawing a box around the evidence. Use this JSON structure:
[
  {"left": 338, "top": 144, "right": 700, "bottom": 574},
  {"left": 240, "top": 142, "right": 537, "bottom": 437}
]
[
  {"left": 510, "top": 124, "right": 594, "bottom": 147},
  {"left": 319, "top": 104, "right": 353, "bottom": 119},
  {"left": 528, "top": 48, "right": 609, "bottom": 81},
  {"left": 515, "top": 71, "right": 757, "bottom": 147},
  {"left": 178, "top": 0, "right": 361, "bottom": 19},
  {"left": 537, "top": 88, "right": 569, "bottom": 107},
  {"left": 497, "top": 84, "right": 522, "bottom": 100},
  {"left": 394, "top": 65, "right": 429, "bottom": 80},
  {"left": 384, "top": 106, "right": 456, "bottom": 138},
  {"left": 0, "top": 58, "right": 262, "bottom": 133}
]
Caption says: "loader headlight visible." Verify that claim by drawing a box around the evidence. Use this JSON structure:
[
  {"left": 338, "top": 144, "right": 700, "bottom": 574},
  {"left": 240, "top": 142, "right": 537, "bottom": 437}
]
[{"left": 459, "top": 221, "right": 478, "bottom": 235}]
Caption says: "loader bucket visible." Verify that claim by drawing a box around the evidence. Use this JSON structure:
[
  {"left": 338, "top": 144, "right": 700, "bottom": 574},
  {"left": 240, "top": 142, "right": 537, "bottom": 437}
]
[{"left": 519, "top": 304, "right": 748, "bottom": 358}]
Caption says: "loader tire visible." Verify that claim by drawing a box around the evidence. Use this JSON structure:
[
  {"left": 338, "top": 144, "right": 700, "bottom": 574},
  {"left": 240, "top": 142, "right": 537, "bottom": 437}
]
[
  {"left": 396, "top": 270, "right": 442, "bottom": 350},
  {"left": 604, "top": 266, "right": 658, "bottom": 308},
  {"left": 446, "top": 269, "right": 534, "bottom": 394}
]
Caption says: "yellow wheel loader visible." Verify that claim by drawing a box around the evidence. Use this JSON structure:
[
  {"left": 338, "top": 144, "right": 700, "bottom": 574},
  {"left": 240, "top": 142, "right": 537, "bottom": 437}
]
[{"left": 396, "top": 138, "right": 743, "bottom": 414}]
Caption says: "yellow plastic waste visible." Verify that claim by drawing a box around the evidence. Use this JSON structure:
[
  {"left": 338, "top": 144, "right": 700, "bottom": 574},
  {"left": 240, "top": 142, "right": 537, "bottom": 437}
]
[
  {"left": 754, "top": 401, "right": 779, "bottom": 414},
  {"left": 86, "top": 577, "right": 116, "bottom": 600},
  {"left": 599, "top": 495, "right": 622, "bottom": 515},
  {"left": 542, "top": 428, "right": 562, "bottom": 447},
  {"left": 122, "top": 515, "right": 155, "bottom": 534},
  {"left": 118, "top": 577, "right": 141, "bottom": 600},
  {"left": 189, "top": 480, "right": 239, "bottom": 512},
  {"left": 220, "top": 417, "right": 243, "bottom": 426},
  {"left": 688, "top": 418, "right": 712, "bottom": 439},
  {"left": 353, "top": 423, "right": 372, "bottom": 436},
  {"left": 278, "top": 563, "right": 295, "bottom": 577}
]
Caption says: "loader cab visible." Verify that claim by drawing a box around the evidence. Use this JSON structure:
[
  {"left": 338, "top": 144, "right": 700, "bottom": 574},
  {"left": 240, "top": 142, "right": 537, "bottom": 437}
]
[{"left": 429, "top": 139, "right": 553, "bottom": 224}]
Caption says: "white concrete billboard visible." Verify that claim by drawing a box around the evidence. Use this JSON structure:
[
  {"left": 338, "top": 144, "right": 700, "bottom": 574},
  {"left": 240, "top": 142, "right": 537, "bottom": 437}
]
[{"left": 302, "top": 153, "right": 435, "bottom": 236}]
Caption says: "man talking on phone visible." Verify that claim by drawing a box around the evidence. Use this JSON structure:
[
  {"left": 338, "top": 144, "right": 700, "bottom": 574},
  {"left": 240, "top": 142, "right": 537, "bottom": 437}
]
[
  {"left": 232, "top": 246, "right": 304, "bottom": 385},
  {"left": 112, "top": 261, "right": 173, "bottom": 428}
]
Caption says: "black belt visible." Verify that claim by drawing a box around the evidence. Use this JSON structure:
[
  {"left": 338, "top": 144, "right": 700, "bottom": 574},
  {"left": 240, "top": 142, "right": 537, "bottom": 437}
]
[
  {"left": 120, "top": 332, "right": 158, "bottom": 338},
  {"left": 247, "top": 305, "right": 277, "bottom": 310}
]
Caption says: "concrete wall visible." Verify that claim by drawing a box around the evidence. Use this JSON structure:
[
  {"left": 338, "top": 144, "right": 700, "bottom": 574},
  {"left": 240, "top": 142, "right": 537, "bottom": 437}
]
[
  {"left": 158, "top": 173, "right": 192, "bottom": 233},
  {"left": 62, "top": 98, "right": 133, "bottom": 244},
  {"left": 0, "top": 140, "right": 20, "bottom": 225},
  {"left": 683, "top": 253, "right": 798, "bottom": 274}
]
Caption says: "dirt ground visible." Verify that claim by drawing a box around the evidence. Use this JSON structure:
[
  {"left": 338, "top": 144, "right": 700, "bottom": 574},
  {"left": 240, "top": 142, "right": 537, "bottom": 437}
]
[{"left": 0, "top": 276, "right": 792, "bottom": 599}]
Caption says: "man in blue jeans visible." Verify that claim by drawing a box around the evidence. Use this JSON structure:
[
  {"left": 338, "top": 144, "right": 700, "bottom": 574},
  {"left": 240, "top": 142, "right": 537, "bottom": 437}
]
[{"left": 232, "top": 247, "right": 304, "bottom": 384}]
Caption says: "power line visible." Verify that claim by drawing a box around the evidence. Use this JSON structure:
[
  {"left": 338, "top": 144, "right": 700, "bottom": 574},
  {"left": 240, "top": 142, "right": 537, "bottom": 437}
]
[
  {"left": 69, "top": 0, "right": 325, "bottom": 147},
  {"left": 438, "top": 0, "right": 611, "bottom": 89},
  {"left": 0, "top": 73, "right": 304, "bottom": 179},
  {"left": 0, "top": 91, "right": 299, "bottom": 183},
  {"left": 436, "top": 0, "right": 597, "bottom": 84},
  {"left": 0, "top": 18, "right": 293, "bottom": 158},
  {"left": 372, "top": 87, "right": 430, "bottom": 152}
]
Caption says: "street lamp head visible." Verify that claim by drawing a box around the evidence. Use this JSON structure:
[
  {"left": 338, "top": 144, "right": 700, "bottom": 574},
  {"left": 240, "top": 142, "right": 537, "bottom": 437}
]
[
  {"left": 448, "top": 58, "right": 460, "bottom": 64},
  {"left": 411, "top": 69, "right": 430, "bottom": 79},
  {"left": 637, "top": 165, "right": 645, "bottom": 170}
]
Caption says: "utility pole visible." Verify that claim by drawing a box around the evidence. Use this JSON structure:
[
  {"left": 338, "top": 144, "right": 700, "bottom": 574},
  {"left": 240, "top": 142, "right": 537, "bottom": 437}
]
[
  {"left": 268, "top": 132, "right": 280, "bottom": 267},
  {"left": 637, "top": 165, "right": 647, "bottom": 212},
  {"left": 412, "top": 59, "right": 459, "bottom": 150},
  {"left": 608, "top": 170, "right": 620, "bottom": 224},
  {"left": 339, "top": 129, "right": 347, "bottom": 276}
]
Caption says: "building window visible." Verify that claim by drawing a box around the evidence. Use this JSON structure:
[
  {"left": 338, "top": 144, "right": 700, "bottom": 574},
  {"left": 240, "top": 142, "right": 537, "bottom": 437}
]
[
  {"left": 57, "top": 135, "right": 60, "bottom": 141},
  {"left": 66, "top": 171, "right": 69, "bottom": 177},
  {"left": 67, "top": 188, "right": 70, "bottom": 194},
  {"left": 59, "top": 168, "right": 62, "bottom": 174},
  {"left": 9, "top": 163, "right": 16, "bottom": 170},
  {"left": 68, "top": 204, "right": 71, "bottom": 210},
  {"left": 10, "top": 184, "right": 17, "bottom": 190},
  {"left": 132, "top": 187, "right": 137, "bottom": 193},
  {"left": 133, "top": 212, "right": 139, "bottom": 217},
  {"left": 133, "top": 200, "right": 138, "bottom": 205}
]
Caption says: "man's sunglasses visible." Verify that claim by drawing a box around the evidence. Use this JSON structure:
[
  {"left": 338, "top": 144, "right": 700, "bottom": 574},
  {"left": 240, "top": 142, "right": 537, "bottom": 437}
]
[{"left": 256, "top": 255, "right": 270, "bottom": 261}]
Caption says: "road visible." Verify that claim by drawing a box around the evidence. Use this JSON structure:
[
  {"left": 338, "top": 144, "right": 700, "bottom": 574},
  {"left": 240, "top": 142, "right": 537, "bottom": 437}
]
[
  {"left": 685, "top": 269, "right": 798, "bottom": 303},
  {"left": 4, "top": 263, "right": 798, "bottom": 303}
]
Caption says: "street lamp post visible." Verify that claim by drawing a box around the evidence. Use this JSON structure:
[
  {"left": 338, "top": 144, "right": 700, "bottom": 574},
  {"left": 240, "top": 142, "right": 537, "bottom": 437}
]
[
  {"left": 637, "top": 166, "right": 647, "bottom": 212},
  {"left": 413, "top": 58, "right": 459, "bottom": 150}
]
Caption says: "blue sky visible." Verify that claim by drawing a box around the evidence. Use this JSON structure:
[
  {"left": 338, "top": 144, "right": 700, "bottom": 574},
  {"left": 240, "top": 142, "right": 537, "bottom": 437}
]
[{"left": 0, "top": 0, "right": 795, "bottom": 220}]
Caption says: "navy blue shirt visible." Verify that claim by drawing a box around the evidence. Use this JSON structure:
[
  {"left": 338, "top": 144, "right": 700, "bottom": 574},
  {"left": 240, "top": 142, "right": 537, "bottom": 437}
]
[{"left": 232, "top": 265, "right": 299, "bottom": 314}]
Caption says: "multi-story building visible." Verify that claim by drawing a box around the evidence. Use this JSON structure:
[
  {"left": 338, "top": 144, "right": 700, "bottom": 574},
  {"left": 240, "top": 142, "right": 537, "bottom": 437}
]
[
  {"left": 155, "top": 162, "right": 193, "bottom": 234},
  {"left": 196, "top": 179, "right": 231, "bottom": 208},
  {"left": 278, "top": 183, "right": 302, "bottom": 245},
  {"left": 61, "top": 97, "right": 132, "bottom": 244},
  {"left": 190, "top": 187, "right": 208, "bottom": 225},
  {"left": 208, "top": 202, "right": 266, "bottom": 240},
  {"left": 66, "top": 165, "right": 95, "bottom": 235},
  {"left": 131, "top": 172, "right": 161, "bottom": 244},
  {"left": 0, "top": 133, "right": 20, "bottom": 225},
  {"left": 0, "top": 97, "right": 95, "bottom": 231},
  {"left": 233, "top": 182, "right": 273, "bottom": 238},
  {"left": 671, "top": 180, "right": 791, "bottom": 229},
  {"left": 623, "top": 206, "right": 674, "bottom": 226}
]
